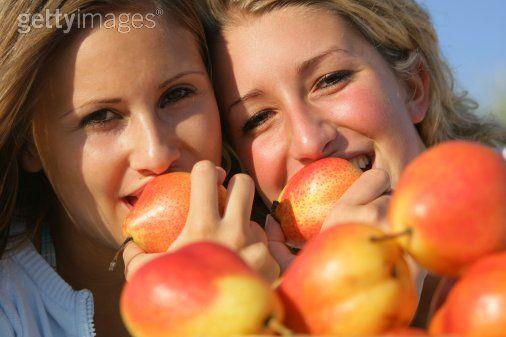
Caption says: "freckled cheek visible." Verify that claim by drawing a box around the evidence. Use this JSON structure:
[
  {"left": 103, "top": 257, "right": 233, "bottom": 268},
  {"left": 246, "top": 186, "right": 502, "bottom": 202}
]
[
  {"left": 248, "top": 135, "right": 285, "bottom": 202},
  {"left": 332, "top": 86, "right": 400, "bottom": 138}
]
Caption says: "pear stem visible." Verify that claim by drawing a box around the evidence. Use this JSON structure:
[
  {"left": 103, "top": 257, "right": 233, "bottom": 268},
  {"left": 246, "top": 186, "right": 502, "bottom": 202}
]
[
  {"left": 266, "top": 317, "right": 293, "bottom": 336},
  {"left": 108, "top": 236, "right": 133, "bottom": 271},
  {"left": 369, "top": 228, "right": 412, "bottom": 243}
]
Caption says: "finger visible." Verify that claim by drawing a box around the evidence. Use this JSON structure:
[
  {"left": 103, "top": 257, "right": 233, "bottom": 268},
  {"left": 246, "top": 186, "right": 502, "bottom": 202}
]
[
  {"left": 223, "top": 173, "right": 255, "bottom": 222},
  {"left": 265, "top": 215, "right": 296, "bottom": 273},
  {"left": 264, "top": 214, "right": 286, "bottom": 242},
  {"left": 369, "top": 194, "right": 391, "bottom": 228},
  {"left": 216, "top": 166, "right": 227, "bottom": 186},
  {"left": 240, "top": 241, "right": 280, "bottom": 284},
  {"left": 339, "top": 168, "right": 391, "bottom": 206},
  {"left": 123, "top": 241, "right": 163, "bottom": 281},
  {"left": 322, "top": 195, "right": 391, "bottom": 231},
  {"left": 218, "top": 219, "right": 264, "bottom": 252},
  {"left": 248, "top": 221, "right": 269, "bottom": 245},
  {"left": 188, "top": 160, "right": 221, "bottom": 222}
]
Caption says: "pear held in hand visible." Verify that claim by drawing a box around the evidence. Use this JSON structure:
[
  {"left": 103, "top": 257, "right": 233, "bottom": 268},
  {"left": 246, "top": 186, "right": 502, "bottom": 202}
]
[
  {"left": 122, "top": 172, "right": 227, "bottom": 253},
  {"left": 273, "top": 157, "right": 362, "bottom": 248}
]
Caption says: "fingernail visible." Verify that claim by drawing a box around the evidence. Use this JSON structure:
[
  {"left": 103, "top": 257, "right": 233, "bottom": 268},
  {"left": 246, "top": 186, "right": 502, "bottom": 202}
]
[
  {"left": 264, "top": 214, "right": 273, "bottom": 227},
  {"left": 216, "top": 166, "right": 226, "bottom": 175}
]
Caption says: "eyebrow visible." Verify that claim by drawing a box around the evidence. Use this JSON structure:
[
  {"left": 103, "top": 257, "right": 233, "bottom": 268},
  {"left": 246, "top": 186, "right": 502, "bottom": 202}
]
[
  {"left": 297, "top": 47, "right": 351, "bottom": 76},
  {"left": 59, "top": 70, "right": 206, "bottom": 119},
  {"left": 158, "top": 70, "right": 206, "bottom": 89},
  {"left": 227, "top": 47, "right": 351, "bottom": 114}
]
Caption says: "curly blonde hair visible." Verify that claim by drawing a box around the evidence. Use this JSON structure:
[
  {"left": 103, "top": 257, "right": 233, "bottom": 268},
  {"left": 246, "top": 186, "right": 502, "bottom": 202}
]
[{"left": 203, "top": 0, "right": 505, "bottom": 147}]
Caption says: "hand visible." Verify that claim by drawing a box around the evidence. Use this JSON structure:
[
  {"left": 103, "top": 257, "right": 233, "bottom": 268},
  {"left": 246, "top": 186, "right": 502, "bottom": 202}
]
[
  {"left": 321, "top": 168, "right": 392, "bottom": 232},
  {"left": 265, "top": 214, "right": 296, "bottom": 274},
  {"left": 124, "top": 160, "right": 280, "bottom": 283},
  {"left": 264, "top": 168, "right": 392, "bottom": 276}
]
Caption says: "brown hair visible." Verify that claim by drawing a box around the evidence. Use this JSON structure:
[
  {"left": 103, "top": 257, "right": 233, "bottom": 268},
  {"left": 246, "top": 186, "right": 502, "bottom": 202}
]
[
  {"left": 0, "top": 0, "right": 209, "bottom": 258},
  {"left": 203, "top": 0, "right": 506, "bottom": 148}
]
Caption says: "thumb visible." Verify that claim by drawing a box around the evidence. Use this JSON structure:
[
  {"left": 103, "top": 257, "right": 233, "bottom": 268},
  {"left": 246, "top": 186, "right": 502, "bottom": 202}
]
[
  {"left": 265, "top": 215, "right": 296, "bottom": 273},
  {"left": 123, "top": 241, "right": 163, "bottom": 281}
]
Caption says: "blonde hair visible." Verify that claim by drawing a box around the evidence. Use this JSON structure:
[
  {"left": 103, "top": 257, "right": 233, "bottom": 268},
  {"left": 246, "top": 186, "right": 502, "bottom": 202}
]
[
  {"left": 204, "top": 0, "right": 506, "bottom": 148},
  {"left": 0, "top": 0, "right": 209, "bottom": 257}
]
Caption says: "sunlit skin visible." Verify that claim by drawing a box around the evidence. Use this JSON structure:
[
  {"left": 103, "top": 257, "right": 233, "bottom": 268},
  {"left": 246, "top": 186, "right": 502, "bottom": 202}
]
[
  {"left": 22, "top": 16, "right": 221, "bottom": 336},
  {"left": 212, "top": 6, "right": 429, "bottom": 209}
]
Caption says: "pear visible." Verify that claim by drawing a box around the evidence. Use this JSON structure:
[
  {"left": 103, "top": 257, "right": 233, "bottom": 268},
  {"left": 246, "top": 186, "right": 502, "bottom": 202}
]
[
  {"left": 273, "top": 157, "right": 361, "bottom": 248},
  {"left": 120, "top": 241, "right": 284, "bottom": 337},
  {"left": 389, "top": 140, "right": 506, "bottom": 276}
]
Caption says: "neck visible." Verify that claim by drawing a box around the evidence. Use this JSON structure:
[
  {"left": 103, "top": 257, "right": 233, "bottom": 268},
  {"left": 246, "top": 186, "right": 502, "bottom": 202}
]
[{"left": 50, "top": 207, "right": 129, "bottom": 336}]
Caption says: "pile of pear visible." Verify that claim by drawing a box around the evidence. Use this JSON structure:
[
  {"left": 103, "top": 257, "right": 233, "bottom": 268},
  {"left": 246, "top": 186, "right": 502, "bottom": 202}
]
[{"left": 120, "top": 140, "right": 506, "bottom": 337}]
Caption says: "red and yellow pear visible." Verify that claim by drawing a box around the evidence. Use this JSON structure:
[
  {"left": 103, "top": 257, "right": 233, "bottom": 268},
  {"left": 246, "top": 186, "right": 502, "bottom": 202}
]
[
  {"left": 120, "top": 241, "right": 284, "bottom": 337},
  {"left": 386, "top": 327, "right": 428, "bottom": 335},
  {"left": 273, "top": 157, "right": 362, "bottom": 248},
  {"left": 122, "top": 172, "right": 227, "bottom": 253},
  {"left": 389, "top": 140, "right": 506, "bottom": 276},
  {"left": 278, "top": 223, "right": 418, "bottom": 335},
  {"left": 429, "top": 251, "right": 506, "bottom": 337}
]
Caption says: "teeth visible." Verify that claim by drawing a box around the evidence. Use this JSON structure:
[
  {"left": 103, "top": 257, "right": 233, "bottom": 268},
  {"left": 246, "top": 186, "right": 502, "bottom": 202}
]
[{"left": 350, "top": 155, "right": 371, "bottom": 171}]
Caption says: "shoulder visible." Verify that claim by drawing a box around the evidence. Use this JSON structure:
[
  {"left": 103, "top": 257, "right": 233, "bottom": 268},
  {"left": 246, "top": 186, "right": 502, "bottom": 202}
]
[
  {"left": 0, "top": 242, "right": 95, "bottom": 337},
  {"left": 0, "top": 242, "right": 40, "bottom": 336}
]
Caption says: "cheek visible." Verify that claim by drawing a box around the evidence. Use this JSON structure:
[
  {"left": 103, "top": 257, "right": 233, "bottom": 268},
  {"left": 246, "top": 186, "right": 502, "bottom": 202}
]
[
  {"left": 331, "top": 84, "right": 405, "bottom": 138},
  {"left": 176, "top": 105, "right": 222, "bottom": 165},
  {"left": 81, "top": 135, "right": 125, "bottom": 197},
  {"left": 240, "top": 132, "right": 286, "bottom": 203}
]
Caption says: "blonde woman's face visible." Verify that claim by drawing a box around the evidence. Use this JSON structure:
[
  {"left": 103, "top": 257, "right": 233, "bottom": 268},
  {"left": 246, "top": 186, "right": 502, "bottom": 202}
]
[
  {"left": 213, "top": 6, "right": 429, "bottom": 205},
  {"left": 29, "top": 20, "right": 221, "bottom": 248}
]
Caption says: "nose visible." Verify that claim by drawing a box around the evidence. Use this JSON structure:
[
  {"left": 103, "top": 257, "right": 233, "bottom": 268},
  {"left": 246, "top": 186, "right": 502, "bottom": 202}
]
[
  {"left": 127, "top": 112, "right": 180, "bottom": 175},
  {"left": 287, "top": 102, "right": 337, "bottom": 163}
]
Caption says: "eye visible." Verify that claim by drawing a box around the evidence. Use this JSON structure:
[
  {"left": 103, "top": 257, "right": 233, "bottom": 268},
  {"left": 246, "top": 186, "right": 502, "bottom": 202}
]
[
  {"left": 159, "top": 86, "right": 196, "bottom": 108},
  {"left": 314, "top": 70, "right": 354, "bottom": 91},
  {"left": 80, "top": 109, "right": 121, "bottom": 128},
  {"left": 241, "top": 109, "right": 276, "bottom": 134}
]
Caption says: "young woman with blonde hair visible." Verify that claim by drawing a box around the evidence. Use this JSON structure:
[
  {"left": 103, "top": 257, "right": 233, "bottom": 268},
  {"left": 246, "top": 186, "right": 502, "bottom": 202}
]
[{"left": 203, "top": 0, "right": 506, "bottom": 326}]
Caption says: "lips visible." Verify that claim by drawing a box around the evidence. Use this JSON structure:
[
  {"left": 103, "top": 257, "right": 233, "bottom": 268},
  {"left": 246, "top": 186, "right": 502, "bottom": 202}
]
[
  {"left": 122, "top": 183, "right": 149, "bottom": 210},
  {"left": 123, "top": 195, "right": 139, "bottom": 209}
]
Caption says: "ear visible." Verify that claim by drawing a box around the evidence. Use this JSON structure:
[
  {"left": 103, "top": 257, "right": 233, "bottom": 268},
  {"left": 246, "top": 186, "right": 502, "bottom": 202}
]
[
  {"left": 406, "top": 61, "right": 430, "bottom": 124},
  {"left": 20, "top": 135, "right": 42, "bottom": 173}
]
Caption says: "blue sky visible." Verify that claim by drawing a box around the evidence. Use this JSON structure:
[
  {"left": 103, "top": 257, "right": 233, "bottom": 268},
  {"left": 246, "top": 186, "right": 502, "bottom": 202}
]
[{"left": 419, "top": 0, "right": 506, "bottom": 113}]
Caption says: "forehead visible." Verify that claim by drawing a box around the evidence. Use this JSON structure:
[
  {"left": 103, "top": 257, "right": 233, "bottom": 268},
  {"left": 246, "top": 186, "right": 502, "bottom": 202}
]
[
  {"left": 36, "top": 18, "right": 202, "bottom": 114},
  {"left": 218, "top": 6, "right": 369, "bottom": 69},
  {"left": 52, "top": 20, "right": 198, "bottom": 79}
]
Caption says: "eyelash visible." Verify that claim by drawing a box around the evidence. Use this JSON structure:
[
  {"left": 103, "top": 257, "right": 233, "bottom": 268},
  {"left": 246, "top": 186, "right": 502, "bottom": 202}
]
[
  {"left": 313, "top": 70, "right": 354, "bottom": 91},
  {"left": 159, "top": 86, "right": 196, "bottom": 109},
  {"left": 241, "top": 109, "right": 275, "bottom": 134},
  {"left": 80, "top": 86, "right": 197, "bottom": 129},
  {"left": 240, "top": 70, "right": 354, "bottom": 134},
  {"left": 80, "top": 109, "right": 120, "bottom": 129}
]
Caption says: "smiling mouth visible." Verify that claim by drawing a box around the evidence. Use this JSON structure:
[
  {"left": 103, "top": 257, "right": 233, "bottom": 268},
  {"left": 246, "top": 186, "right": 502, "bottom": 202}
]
[{"left": 349, "top": 153, "right": 374, "bottom": 172}]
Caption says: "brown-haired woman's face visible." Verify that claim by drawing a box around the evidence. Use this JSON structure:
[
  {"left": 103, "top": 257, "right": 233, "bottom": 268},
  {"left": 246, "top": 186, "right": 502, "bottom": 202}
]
[
  {"left": 24, "top": 17, "right": 221, "bottom": 248},
  {"left": 212, "top": 6, "right": 429, "bottom": 205}
]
